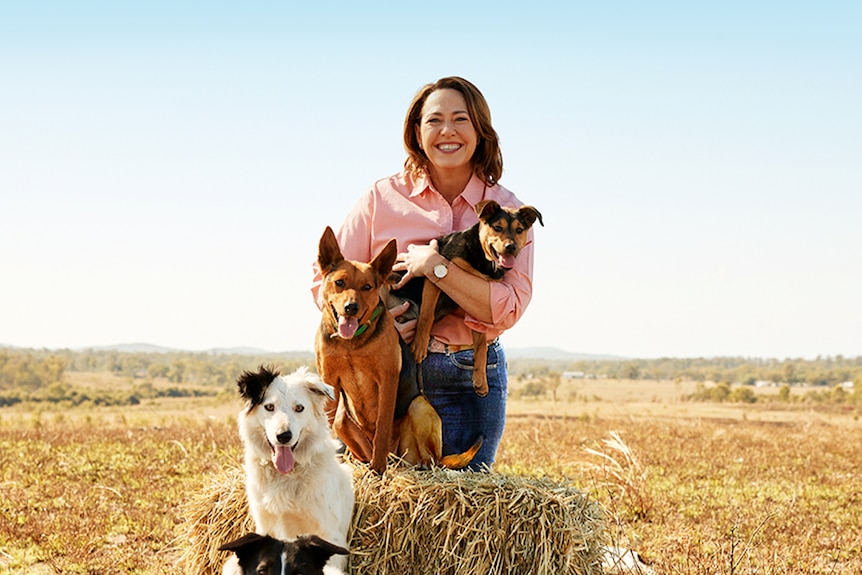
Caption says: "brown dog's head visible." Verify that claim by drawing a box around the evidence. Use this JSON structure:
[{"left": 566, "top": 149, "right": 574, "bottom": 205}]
[
  {"left": 475, "top": 200, "right": 543, "bottom": 270},
  {"left": 317, "top": 226, "right": 397, "bottom": 339}
]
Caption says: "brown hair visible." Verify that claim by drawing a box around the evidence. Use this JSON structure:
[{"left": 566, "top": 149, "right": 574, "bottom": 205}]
[{"left": 403, "top": 76, "right": 503, "bottom": 186}]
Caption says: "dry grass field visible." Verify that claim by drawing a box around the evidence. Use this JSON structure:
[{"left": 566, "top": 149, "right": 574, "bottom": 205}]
[{"left": 1, "top": 375, "right": 860, "bottom": 574}]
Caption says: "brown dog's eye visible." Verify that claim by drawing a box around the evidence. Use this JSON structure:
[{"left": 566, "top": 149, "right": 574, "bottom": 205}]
[
  {"left": 493, "top": 225, "right": 503, "bottom": 232},
  {"left": 334, "top": 279, "right": 345, "bottom": 288},
  {"left": 294, "top": 404, "right": 305, "bottom": 413},
  {"left": 361, "top": 283, "right": 373, "bottom": 291},
  {"left": 515, "top": 227, "right": 524, "bottom": 234}
]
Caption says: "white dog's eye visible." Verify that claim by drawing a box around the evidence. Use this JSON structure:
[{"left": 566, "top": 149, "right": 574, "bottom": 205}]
[
  {"left": 264, "top": 403, "right": 275, "bottom": 412},
  {"left": 294, "top": 404, "right": 305, "bottom": 413}
]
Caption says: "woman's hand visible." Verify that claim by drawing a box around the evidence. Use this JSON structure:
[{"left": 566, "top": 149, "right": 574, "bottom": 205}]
[
  {"left": 392, "top": 239, "right": 441, "bottom": 290},
  {"left": 389, "top": 300, "right": 416, "bottom": 343}
]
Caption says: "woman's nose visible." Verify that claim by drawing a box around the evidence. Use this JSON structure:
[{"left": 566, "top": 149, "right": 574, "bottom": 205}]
[{"left": 439, "top": 120, "right": 456, "bottom": 135}]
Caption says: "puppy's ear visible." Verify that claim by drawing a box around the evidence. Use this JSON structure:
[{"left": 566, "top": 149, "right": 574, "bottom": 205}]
[
  {"left": 318, "top": 226, "right": 344, "bottom": 275},
  {"left": 370, "top": 238, "right": 398, "bottom": 281},
  {"left": 237, "top": 365, "right": 280, "bottom": 408},
  {"left": 518, "top": 205, "right": 544, "bottom": 228},
  {"left": 295, "top": 534, "right": 349, "bottom": 570},
  {"left": 475, "top": 200, "right": 501, "bottom": 220}
]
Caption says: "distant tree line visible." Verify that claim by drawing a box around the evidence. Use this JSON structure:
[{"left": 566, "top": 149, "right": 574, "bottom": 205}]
[
  {"left": 1, "top": 348, "right": 312, "bottom": 389},
  {"left": 2, "top": 349, "right": 860, "bottom": 408},
  {"left": 686, "top": 381, "right": 861, "bottom": 406},
  {"left": 509, "top": 355, "right": 862, "bottom": 386}
]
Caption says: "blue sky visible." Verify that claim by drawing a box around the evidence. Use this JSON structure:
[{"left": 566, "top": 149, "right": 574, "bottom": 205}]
[{"left": 2, "top": 1, "right": 860, "bottom": 358}]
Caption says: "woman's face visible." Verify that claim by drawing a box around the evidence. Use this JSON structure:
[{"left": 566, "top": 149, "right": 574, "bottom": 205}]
[{"left": 415, "top": 88, "right": 478, "bottom": 178}]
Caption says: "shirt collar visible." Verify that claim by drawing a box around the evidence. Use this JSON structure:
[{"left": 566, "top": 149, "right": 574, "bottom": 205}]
[{"left": 410, "top": 171, "right": 488, "bottom": 204}]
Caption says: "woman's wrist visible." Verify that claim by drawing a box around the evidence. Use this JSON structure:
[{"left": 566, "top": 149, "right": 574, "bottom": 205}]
[{"left": 427, "top": 254, "right": 450, "bottom": 282}]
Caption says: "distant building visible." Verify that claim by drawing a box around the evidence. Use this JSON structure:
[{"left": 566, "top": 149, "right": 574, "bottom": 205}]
[{"left": 562, "top": 371, "right": 586, "bottom": 380}]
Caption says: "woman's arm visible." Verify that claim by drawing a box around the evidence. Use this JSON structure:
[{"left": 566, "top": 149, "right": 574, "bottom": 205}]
[{"left": 393, "top": 241, "right": 493, "bottom": 322}]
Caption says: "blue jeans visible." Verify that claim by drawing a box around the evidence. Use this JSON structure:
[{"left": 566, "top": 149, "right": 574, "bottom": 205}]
[{"left": 419, "top": 340, "right": 508, "bottom": 471}]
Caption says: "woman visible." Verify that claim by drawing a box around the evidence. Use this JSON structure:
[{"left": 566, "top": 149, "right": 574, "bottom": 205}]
[{"left": 312, "top": 76, "right": 536, "bottom": 470}]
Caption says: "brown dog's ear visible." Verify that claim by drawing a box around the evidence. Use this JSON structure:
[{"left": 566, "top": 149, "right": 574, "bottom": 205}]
[
  {"left": 474, "top": 200, "right": 501, "bottom": 220},
  {"left": 518, "top": 206, "right": 544, "bottom": 228},
  {"left": 317, "top": 226, "right": 344, "bottom": 275},
  {"left": 370, "top": 238, "right": 398, "bottom": 280}
]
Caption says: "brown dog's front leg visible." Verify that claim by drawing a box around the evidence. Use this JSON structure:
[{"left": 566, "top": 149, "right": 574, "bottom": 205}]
[
  {"left": 370, "top": 373, "right": 398, "bottom": 474},
  {"left": 471, "top": 331, "right": 489, "bottom": 397},
  {"left": 409, "top": 280, "right": 441, "bottom": 365},
  {"left": 333, "top": 401, "right": 373, "bottom": 463}
]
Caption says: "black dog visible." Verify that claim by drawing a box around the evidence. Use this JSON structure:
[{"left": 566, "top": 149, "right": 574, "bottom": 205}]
[
  {"left": 219, "top": 532, "right": 349, "bottom": 575},
  {"left": 405, "top": 199, "right": 543, "bottom": 396}
]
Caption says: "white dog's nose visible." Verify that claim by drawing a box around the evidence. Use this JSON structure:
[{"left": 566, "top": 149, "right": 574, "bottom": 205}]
[{"left": 276, "top": 430, "right": 292, "bottom": 444}]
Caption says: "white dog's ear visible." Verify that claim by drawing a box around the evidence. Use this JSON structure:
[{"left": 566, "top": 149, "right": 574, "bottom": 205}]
[{"left": 304, "top": 371, "right": 336, "bottom": 402}]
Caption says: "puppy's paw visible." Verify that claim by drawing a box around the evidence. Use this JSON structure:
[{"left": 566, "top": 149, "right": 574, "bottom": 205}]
[
  {"left": 410, "top": 341, "right": 428, "bottom": 365},
  {"left": 472, "top": 373, "right": 489, "bottom": 397}
]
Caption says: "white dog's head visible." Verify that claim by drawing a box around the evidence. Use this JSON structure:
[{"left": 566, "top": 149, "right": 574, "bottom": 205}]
[{"left": 237, "top": 365, "right": 335, "bottom": 474}]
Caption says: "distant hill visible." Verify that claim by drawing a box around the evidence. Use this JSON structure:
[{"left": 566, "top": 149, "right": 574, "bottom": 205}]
[
  {"left": 81, "top": 343, "right": 178, "bottom": 353},
  {"left": 6, "top": 342, "right": 623, "bottom": 361},
  {"left": 79, "top": 343, "right": 284, "bottom": 356},
  {"left": 505, "top": 347, "right": 627, "bottom": 361}
]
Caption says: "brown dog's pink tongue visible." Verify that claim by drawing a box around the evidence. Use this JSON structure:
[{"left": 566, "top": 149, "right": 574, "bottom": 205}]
[
  {"left": 272, "top": 444, "right": 295, "bottom": 474},
  {"left": 338, "top": 316, "right": 359, "bottom": 338},
  {"left": 498, "top": 253, "right": 516, "bottom": 269}
]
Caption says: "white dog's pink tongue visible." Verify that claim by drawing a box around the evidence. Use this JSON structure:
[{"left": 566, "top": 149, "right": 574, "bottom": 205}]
[
  {"left": 338, "top": 315, "right": 359, "bottom": 339},
  {"left": 497, "top": 253, "right": 516, "bottom": 269},
  {"left": 272, "top": 444, "right": 295, "bottom": 474}
]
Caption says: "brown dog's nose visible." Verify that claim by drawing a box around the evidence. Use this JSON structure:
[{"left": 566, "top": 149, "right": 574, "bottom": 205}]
[
  {"left": 343, "top": 302, "right": 359, "bottom": 316},
  {"left": 504, "top": 242, "right": 518, "bottom": 254}
]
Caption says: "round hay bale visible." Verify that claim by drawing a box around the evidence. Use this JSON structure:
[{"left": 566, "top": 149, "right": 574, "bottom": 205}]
[{"left": 176, "top": 463, "right": 606, "bottom": 575}]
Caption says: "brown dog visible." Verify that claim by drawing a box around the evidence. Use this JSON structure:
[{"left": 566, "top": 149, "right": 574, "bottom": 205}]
[
  {"left": 408, "top": 200, "right": 543, "bottom": 397},
  {"left": 314, "top": 226, "right": 481, "bottom": 474}
]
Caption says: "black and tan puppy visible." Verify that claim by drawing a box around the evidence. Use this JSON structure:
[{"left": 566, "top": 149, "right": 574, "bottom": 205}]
[
  {"left": 407, "top": 200, "right": 543, "bottom": 396},
  {"left": 219, "top": 532, "right": 348, "bottom": 575}
]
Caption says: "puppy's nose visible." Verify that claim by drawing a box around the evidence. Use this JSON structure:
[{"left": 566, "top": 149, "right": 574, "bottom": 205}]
[
  {"left": 276, "top": 430, "right": 292, "bottom": 444},
  {"left": 344, "top": 302, "right": 359, "bottom": 316},
  {"left": 504, "top": 242, "right": 518, "bottom": 254}
]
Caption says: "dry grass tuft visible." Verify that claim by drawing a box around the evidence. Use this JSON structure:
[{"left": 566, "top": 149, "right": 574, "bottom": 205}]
[
  {"left": 583, "top": 431, "right": 652, "bottom": 522},
  {"left": 176, "top": 461, "right": 607, "bottom": 575}
]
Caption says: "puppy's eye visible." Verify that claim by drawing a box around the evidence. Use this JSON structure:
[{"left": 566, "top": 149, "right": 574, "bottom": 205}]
[
  {"left": 515, "top": 227, "right": 524, "bottom": 234},
  {"left": 361, "top": 283, "right": 373, "bottom": 291},
  {"left": 334, "top": 279, "right": 345, "bottom": 288},
  {"left": 264, "top": 404, "right": 275, "bottom": 412},
  {"left": 493, "top": 225, "right": 503, "bottom": 232},
  {"left": 294, "top": 404, "right": 305, "bottom": 413}
]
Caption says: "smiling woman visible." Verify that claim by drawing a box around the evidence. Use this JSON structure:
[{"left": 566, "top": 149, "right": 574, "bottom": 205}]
[{"left": 311, "top": 77, "right": 538, "bottom": 471}]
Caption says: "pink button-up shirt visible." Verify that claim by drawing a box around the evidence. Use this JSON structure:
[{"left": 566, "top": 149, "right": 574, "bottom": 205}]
[{"left": 311, "top": 171, "right": 535, "bottom": 346}]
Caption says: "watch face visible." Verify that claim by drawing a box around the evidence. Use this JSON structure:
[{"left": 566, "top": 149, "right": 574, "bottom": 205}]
[{"left": 434, "top": 263, "right": 448, "bottom": 279}]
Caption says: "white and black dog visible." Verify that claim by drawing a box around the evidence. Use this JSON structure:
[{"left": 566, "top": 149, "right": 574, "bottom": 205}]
[
  {"left": 219, "top": 532, "right": 348, "bottom": 575},
  {"left": 233, "top": 366, "right": 354, "bottom": 574}
]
